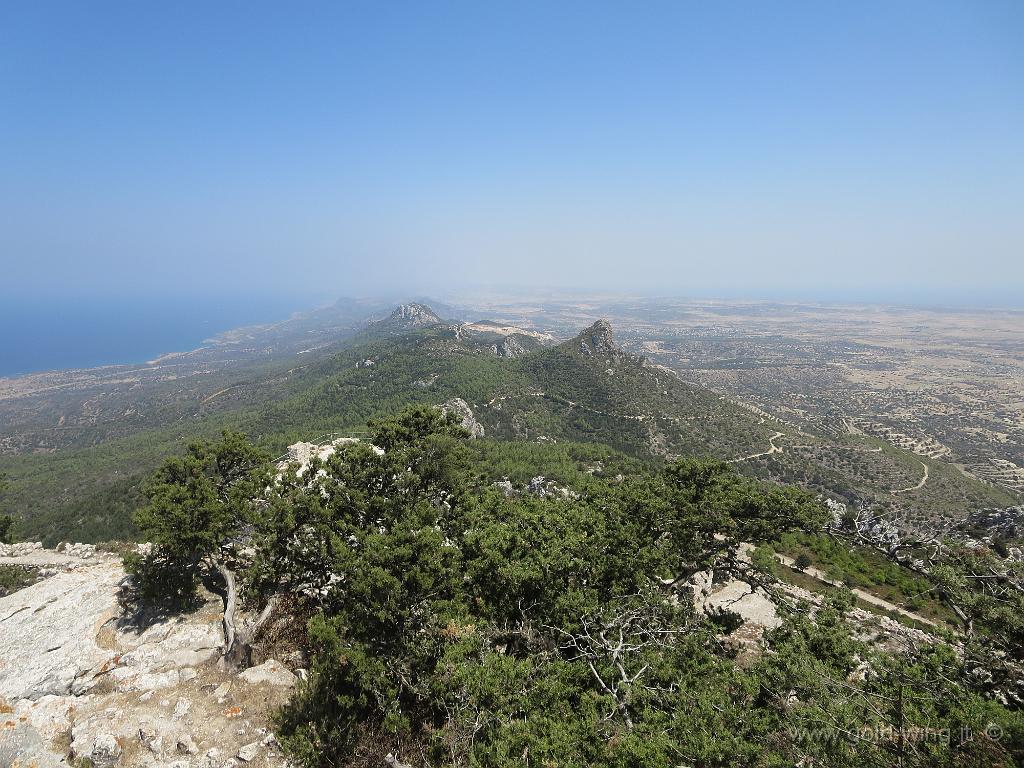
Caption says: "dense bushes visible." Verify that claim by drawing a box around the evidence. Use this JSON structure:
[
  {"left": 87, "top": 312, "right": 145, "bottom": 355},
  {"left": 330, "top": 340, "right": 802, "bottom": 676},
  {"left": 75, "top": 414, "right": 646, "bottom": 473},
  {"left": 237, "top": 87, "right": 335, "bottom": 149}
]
[
  {"left": 0, "top": 565, "right": 36, "bottom": 596},
  {"left": 129, "top": 408, "right": 1024, "bottom": 766},
  {"left": 262, "top": 410, "right": 829, "bottom": 765}
]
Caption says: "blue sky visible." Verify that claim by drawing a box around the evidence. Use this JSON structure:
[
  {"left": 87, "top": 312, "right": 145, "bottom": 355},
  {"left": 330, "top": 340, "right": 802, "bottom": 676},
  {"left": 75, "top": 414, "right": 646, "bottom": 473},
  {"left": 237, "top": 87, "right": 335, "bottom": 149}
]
[{"left": 1, "top": 1, "right": 1022, "bottom": 304}]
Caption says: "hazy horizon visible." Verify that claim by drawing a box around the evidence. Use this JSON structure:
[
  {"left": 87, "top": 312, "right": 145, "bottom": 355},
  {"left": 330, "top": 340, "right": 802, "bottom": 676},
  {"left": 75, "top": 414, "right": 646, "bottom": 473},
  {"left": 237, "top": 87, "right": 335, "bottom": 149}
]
[
  {"left": 5, "top": 288, "right": 1024, "bottom": 378},
  {"left": 2, "top": 2, "right": 1023, "bottom": 306}
]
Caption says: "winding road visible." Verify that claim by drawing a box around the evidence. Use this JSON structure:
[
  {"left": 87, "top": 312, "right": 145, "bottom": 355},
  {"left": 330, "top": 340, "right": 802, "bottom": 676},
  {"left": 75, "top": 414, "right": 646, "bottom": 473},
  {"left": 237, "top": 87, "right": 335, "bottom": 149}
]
[{"left": 891, "top": 461, "right": 929, "bottom": 495}]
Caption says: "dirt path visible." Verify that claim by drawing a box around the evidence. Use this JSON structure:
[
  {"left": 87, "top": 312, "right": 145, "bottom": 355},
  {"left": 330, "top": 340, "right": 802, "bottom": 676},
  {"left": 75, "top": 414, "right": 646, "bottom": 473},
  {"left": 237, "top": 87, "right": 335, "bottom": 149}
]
[
  {"left": 485, "top": 390, "right": 544, "bottom": 406},
  {"left": 201, "top": 386, "right": 236, "bottom": 404},
  {"left": 552, "top": 394, "right": 647, "bottom": 421},
  {"left": 730, "top": 431, "right": 784, "bottom": 463},
  {"left": 891, "top": 460, "right": 929, "bottom": 495},
  {"left": 774, "top": 553, "right": 939, "bottom": 628}
]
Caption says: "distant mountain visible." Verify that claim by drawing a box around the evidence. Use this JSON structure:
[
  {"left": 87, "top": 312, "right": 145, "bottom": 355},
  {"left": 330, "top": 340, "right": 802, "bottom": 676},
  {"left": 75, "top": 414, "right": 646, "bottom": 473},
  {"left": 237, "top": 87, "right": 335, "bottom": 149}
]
[
  {"left": 374, "top": 303, "right": 445, "bottom": 331},
  {"left": 1, "top": 313, "right": 770, "bottom": 541}
]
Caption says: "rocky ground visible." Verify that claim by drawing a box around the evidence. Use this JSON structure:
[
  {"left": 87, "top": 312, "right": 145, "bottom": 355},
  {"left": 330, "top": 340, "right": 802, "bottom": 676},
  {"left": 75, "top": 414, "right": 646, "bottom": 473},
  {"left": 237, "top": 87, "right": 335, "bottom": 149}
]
[{"left": 0, "top": 545, "right": 299, "bottom": 768}]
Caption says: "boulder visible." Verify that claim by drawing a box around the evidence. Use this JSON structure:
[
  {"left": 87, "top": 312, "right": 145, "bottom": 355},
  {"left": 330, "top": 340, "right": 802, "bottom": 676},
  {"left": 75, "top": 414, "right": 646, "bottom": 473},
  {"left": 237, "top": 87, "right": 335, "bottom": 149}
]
[
  {"left": 439, "top": 398, "right": 484, "bottom": 438},
  {"left": 177, "top": 734, "right": 199, "bottom": 755},
  {"left": 236, "top": 741, "right": 261, "bottom": 762},
  {"left": 85, "top": 733, "right": 123, "bottom": 768},
  {"left": 237, "top": 660, "right": 297, "bottom": 688}
]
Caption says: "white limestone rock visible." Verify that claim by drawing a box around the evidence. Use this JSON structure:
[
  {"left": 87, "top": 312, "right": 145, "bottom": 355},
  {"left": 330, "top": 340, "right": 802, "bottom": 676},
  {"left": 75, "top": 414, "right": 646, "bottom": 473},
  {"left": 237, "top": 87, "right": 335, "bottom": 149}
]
[
  {"left": 236, "top": 741, "right": 261, "bottom": 762},
  {"left": 237, "top": 660, "right": 297, "bottom": 688},
  {"left": 0, "top": 547, "right": 294, "bottom": 768},
  {"left": 173, "top": 696, "right": 192, "bottom": 721},
  {"left": 0, "top": 561, "right": 123, "bottom": 700},
  {"left": 439, "top": 398, "right": 484, "bottom": 438}
]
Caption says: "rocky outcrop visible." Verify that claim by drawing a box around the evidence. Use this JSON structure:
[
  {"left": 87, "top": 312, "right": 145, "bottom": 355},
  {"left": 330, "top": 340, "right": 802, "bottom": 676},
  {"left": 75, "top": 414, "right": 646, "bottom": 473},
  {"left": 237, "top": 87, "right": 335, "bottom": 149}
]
[
  {"left": 0, "top": 546, "right": 297, "bottom": 768},
  {"left": 526, "top": 476, "right": 579, "bottom": 500},
  {"left": 491, "top": 335, "right": 528, "bottom": 358},
  {"left": 696, "top": 577, "right": 783, "bottom": 630},
  {"left": 285, "top": 436, "right": 361, "bottom": 467},
  {"left": 575, "top": 320, "right": 617, "bottom": 356},
  {"left": 281, "top": 437, "right": 383, "bottom": 476},
  {"left": 0, "top": 560, "right": 128, "bottom": 701},
  {"left": 236, "top": 659, "right": 297, "bottom": 687},
  {"left": 561, "top": 320, "right": 632, "bottom": 365},
  {"left": 386, "top": 303, "right": 443, "bottom": 328},
  {"left": 491, "top": 476, "right": 578, "bottom": 500},
  {"left": 369, "top": 303, "right": 446, "bottom": 338},
  {"left": 439, "top": 398, "right": 484, "bottom": 438},
  {"left": 0, "top": 541, "right": 46, "bottom": 558}
]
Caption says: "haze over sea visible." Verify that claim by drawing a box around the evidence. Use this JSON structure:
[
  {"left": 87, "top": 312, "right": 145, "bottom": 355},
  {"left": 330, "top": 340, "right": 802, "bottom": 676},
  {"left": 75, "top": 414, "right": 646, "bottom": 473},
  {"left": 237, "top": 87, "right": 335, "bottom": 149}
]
[{"left": 0, "top": 295, "right": 316, "bottom": 377}]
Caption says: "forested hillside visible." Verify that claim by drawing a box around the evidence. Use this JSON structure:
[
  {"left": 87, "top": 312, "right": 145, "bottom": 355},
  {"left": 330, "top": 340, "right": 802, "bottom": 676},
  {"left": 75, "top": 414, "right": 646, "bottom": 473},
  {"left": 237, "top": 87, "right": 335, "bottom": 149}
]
[{"left": 0, "top": 307, "right": 1015, "bottom": 543}]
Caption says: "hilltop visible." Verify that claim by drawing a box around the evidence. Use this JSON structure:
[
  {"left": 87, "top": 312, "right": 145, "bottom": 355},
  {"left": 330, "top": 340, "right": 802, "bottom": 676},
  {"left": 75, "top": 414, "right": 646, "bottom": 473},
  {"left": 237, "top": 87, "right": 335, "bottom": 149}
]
[
  {"left": 373, "top": 302, "right": 445, "bottom": 331},
  {"left": 0, "top": 543, "right": 297, "bottom": 768}
]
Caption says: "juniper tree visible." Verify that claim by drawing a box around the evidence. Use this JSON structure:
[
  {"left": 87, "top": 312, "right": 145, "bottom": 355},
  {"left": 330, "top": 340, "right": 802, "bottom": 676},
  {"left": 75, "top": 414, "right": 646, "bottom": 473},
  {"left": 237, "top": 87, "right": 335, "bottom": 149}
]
[{"left": 128, "top": 430, "right": 273, "bottom": 664}]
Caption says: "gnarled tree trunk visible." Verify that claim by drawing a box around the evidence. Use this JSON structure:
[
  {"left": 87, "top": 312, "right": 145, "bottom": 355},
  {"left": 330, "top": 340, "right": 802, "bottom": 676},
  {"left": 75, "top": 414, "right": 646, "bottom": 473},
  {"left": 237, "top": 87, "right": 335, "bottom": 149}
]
[{"left": 212, "top": 558, "right": 279, "bottom": 668}]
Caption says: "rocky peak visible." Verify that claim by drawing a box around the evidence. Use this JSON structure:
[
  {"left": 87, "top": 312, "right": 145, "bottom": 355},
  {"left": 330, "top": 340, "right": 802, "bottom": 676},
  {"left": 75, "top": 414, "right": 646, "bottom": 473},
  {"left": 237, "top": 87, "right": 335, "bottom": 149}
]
[
  {"left": 572, "top": 319, "right": 618, "bottom": 357},
  {"left": 388, "top": 303, "right": 443, "bottom": 327}
]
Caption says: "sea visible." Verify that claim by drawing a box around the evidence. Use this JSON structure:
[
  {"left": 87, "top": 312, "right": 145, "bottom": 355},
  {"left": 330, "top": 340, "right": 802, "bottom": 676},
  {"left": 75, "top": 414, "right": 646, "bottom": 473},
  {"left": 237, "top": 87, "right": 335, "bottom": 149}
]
[{"left": 0, "top": 295, "right": 315, "bottom": 377}]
